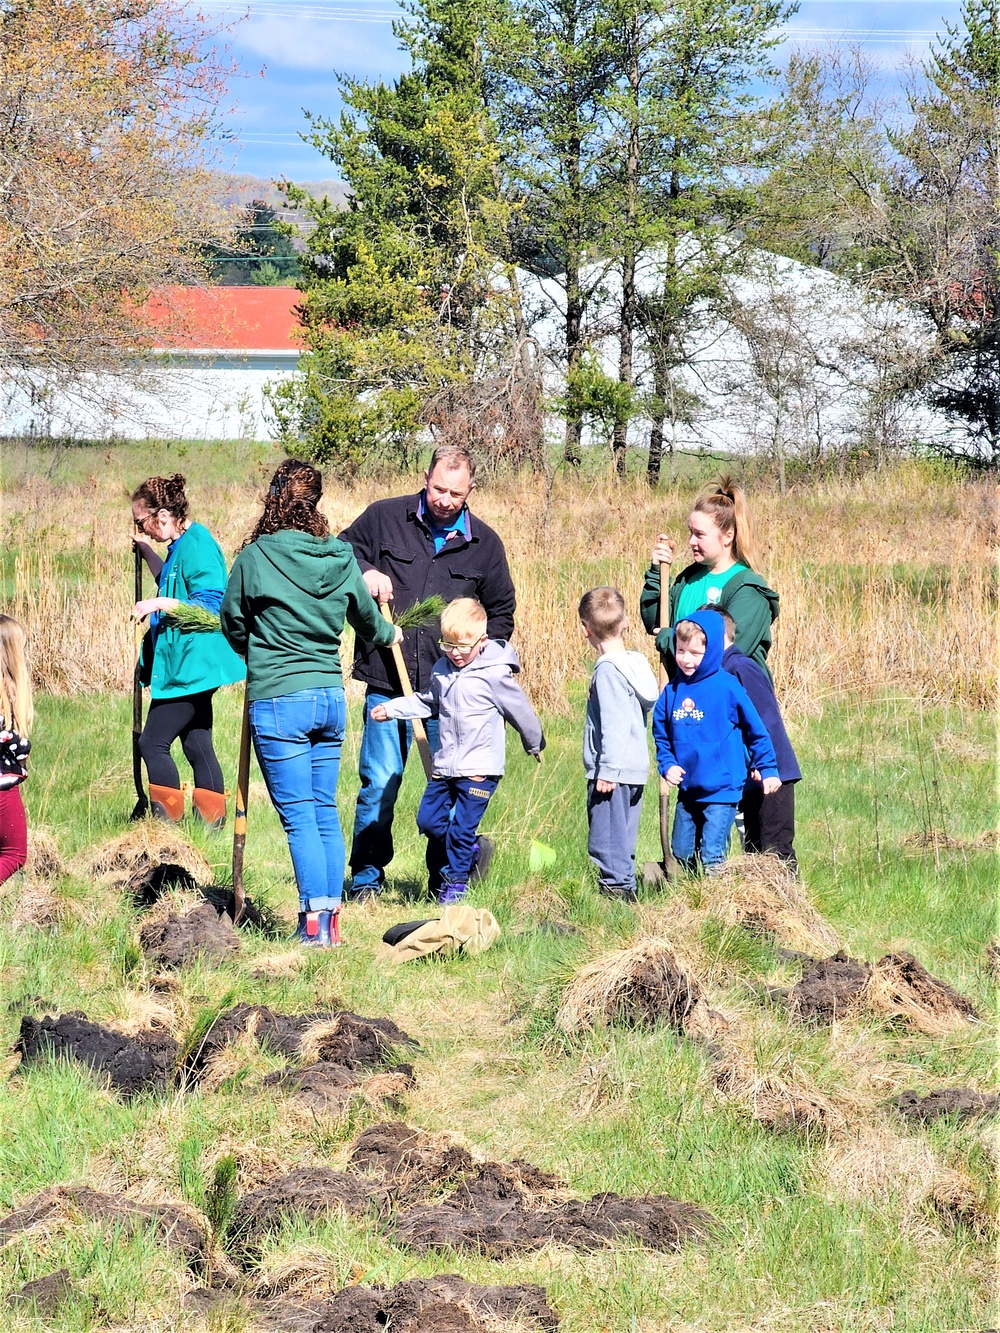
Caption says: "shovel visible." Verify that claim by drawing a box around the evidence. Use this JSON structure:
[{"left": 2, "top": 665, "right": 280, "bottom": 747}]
[
  {"left": 129, "top": 545, "right": 150, "bottom": 821},
  {"left": 381, "top": 601, "right": 434, "bottom": 779},
  {"left": 231, "top": 687, "right": 252, "bottom": 925},
  {"left": 642, "top": 548, "right": 678, "bottom": 888}
]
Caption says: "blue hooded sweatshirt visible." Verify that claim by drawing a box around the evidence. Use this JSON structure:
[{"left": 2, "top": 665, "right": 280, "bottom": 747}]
[{"left": 652, "top": 610, "right": 779, "bottom": 803}]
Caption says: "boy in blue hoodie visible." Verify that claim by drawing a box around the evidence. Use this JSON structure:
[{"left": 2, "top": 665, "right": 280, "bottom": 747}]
[
  {"left": 652, "top": 610, "right": 780, "bottom": 875},
  {"left": 704, "top": 606, "right": 801, "bottom": 873},
  {"left": 579, "top": 587, "right": 659, "bottom": 902}
]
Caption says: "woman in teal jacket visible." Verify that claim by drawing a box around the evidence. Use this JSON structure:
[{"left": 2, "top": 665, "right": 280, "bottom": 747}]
[
  {"left": 640, "top": 475, "right": 779, "bottom": 676},
  {"left": 131, "top": 473, "right": 245, "bottom": 826}
]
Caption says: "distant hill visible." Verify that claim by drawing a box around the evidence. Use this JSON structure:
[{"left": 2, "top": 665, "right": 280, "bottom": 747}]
[{"left": 209, "top": 171, "right": 350, "bottom": 225}]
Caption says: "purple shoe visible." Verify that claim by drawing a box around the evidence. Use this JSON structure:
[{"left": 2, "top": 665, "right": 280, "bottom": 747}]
[{"left": 438, "top": 882, "right": 468, "bottom": 906}]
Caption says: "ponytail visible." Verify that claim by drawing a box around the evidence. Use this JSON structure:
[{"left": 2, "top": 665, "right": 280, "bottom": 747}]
[
  {"left": 0, "top": 616, "right": 32, "bottom": 737},
  {"left": 693, "top": 474, "right": 762, "bottom": 572},
  {"left": 244, "top": 458, "right": 330, "bottom": 548}
]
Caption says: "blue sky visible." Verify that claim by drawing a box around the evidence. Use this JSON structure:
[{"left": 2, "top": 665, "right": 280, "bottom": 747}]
[{"left": 198, "top": 0, "right": 967, "bottom": 184}]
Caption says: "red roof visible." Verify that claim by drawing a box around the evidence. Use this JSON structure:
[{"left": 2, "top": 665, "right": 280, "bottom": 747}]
[{"left": 142, "top": 286, "right": 304, "bottom": 352}]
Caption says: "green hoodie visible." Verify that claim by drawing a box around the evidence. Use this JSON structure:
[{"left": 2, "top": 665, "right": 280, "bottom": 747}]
[
  {"left": 221, "top": 531, "right": 396, "bottom": 703},
  {"left": 639, "top": 562, "right": 780, "bottom": 677}
]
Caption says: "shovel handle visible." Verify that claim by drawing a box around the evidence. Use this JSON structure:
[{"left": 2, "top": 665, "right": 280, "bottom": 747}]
[
  {"left": 381, "top": 602, "right": 434, "bottom": 779},
  {"left": 232, "top": 686, "right": 251, "bottom": 924}
]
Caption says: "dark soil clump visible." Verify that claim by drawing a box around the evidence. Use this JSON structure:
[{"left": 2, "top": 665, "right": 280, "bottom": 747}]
[
  {"left": 6, "top": 1268, "right": 76, "bottom": 1314},
  {"left": 263, "top": 1061, "right": 362, "bottom": 1114},
  {"left": 395, "top": 1186, "right": 715, "bottom": 1257},
  {"left": 311, "top": 1274, "right": 559, "bottom": 1333},
  {"left": 125, "top": 862, "right": 276, "bottom": 931},
  {"left": 0, "top": 1186, "right": 206, "bottom": 1267},
  {"left": 783, "top": 952, "right": 872, "bottom": 1022},
  {"left": 349, "top": 1122, "right": 478, "bottom": 1202},
  {"left": 139, "top": 901, "right": 241, "bottom": 968},
  {"left": 184, "top": 1006, "right": 416, "bottom": 1080},
  {"left": 15, "top": 1013, "right": 178, "bottom": 1096},
  {"left": 227, "top": 1169, "right": 379, "bottom": 1266},
  {"left": 889, "top": 1088, "right": 999, "bottom": 1122},
  {"left": 871, "top": 951, "right": 980, "bottom": 1024}
]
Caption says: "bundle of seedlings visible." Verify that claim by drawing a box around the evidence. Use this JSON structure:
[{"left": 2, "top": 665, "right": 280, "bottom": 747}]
[
  {"left": 556, "top": 937, "right": 702, "bottom": 1033},
  {"left": 693, "top": 854, "right": 840, "bottom": 956}
]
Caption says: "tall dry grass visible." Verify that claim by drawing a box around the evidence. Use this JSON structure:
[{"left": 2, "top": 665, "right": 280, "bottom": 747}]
[{"left": 2, "top": 460, "right": 995, "bottom": 713}]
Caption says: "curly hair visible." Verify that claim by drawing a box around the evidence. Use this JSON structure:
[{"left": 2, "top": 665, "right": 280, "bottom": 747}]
[
  {"left": 244, "top": 459, "right": 330, "bottom": 548},
  {"left": 692, "top": 474, "right": 762, "bottom": 571},
  {"left": 131, "top": 473, "right": 189, "bottom": 522}
]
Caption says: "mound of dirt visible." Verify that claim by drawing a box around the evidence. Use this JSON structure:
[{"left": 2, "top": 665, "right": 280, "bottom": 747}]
[
  {"left": 0, "top": 1185, "right": 206, "bottom": 1267},
  {"left": 227, "top": 1169, "right": 379, "bottom": 1266},
  {"left": 311, "top": 1274, "right": 559, "bottom": 1332},
  {"left": 783, "top": 952, "right": 872, "bottom": 1022},
  {"left": 6, "top": 1268, "right": 76, "bottom": 1314},
  {"left": 125, "top": 861, "right": 275, "bottom": 931},
  {"left": 139, "top": 900, "right": 241, "bottom": 969},
  {"left": 889, "top": 1088, "right": 999, "bottom": 1123},
  {"left": 698, "top": 855, "right": 841, "bottom": 955},
  {"left": 79, "top": 825, "right": 213, "bottom": 889},
  {"left": 865, "top": 951, "right": 980, "bottom": 1034},
  {"left": 556, "top": 938, "right": 701, "bottom": 1032},
  {"left": 350, "top": 1122, "right": 478, "bottom": 1199},
  {"left": 263, "top": 1061, "right": 362, "bottom": 1114},
  {"left": 185, "top": 1006, "right": 416, "bottom": 1080},
  {"left": 15, "top": 1013, "right": 177, "bottom": 1097},
  {"left": 395, "top": 1182, "right": 715, "bottom": 1257},
  {"left": 24, "top": 829, "right": 66, "bottom": 882},
  {"left": 299, "top": 1012, "right": 419, "bottom": 1069}
]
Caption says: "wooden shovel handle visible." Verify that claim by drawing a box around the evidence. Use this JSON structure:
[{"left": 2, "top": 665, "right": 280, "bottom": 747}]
[
  {"left": 381, "top": 603, "right": 434, "bottom": 779},
  {"left": 232, "top": 686, "right": 251, "bottom": 924}
]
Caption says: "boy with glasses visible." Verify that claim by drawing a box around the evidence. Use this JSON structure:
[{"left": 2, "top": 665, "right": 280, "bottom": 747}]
[{"left": 371, "top": 597, "right": 544, "bottom": 903}]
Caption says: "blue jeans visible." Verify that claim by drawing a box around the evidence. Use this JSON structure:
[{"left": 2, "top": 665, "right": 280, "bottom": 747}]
[
  {"left": 671, "top": 793, "right": 738, "bottom": 875},
  {"left": 349, "top": 688, "right": 439, "bottom": 893},
  {"left": 250, "top": 687, "right": 347, "bottom": 912},
  {"left": 417, "top": 775, "right": 499, "bottom": 886}
]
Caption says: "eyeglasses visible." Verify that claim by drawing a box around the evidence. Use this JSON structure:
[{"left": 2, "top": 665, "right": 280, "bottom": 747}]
[
  {"left": 439, "top": 636, "right": 484, "bottom": 653},
  {"left": 134, "top": 510, "right": 162, "bottom": 531}
]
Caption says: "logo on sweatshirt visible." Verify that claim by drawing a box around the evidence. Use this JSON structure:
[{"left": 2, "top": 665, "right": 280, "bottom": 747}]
[
  {"left": 706, "top": 586, "right": 721, "bottom": 603},
  {"left": 673, "top": 696, "right": 704, "bottom": 722}
]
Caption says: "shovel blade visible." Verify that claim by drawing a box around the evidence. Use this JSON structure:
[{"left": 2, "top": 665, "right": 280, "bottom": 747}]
[{"left": 642, "top": 859, "right": 671, "bottom": 888}]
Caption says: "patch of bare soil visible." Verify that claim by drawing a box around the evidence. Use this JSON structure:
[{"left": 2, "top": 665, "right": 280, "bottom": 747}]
[
  {"left": 126, "top": 861, "right": 276, "bottom": 931},
  {"left": 780, "top": 952, "right": 873, "bottom": 1022},
  {"left": 227, "top": 1169, "right": 381, "bottom": 1267},
  {"left": 889, "top": 1089, "right": 999, "bottom": 1123},
  {"left": 6, "top": 1268, "right": 76, "bottom": 1314},
  {"left": 309, "top": 1274, "right": 559, "bottom": 1332},
  {"left": 264, "top": 1064, "right": 416, "bottom": 1116},
  {"left": 0, "top": 1185, "right": 206, "bottom": 1267},
  {"left": 14, "top": 1013, "right": 177, "bottom": 1097},
  {"left": 863, "top": 951, "right": 980, "bottom": 1034},
  {"left": 139, "top": 900, "right": 240, "bottom": 969}
]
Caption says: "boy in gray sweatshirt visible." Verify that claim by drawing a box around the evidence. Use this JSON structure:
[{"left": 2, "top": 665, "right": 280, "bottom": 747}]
[
  {"left": 372, "top": 597, "right": 544, "bottom": 904},
  {"left": 580, "top": 587, "right": 659, "bottom": 901}
]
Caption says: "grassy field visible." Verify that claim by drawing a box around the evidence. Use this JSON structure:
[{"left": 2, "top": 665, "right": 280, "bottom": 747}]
[{"left": 0, "top": 441, "right": 995, "bottom": 1331}]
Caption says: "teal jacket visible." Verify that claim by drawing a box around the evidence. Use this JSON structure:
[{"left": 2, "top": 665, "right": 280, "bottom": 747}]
[
  {"left": 221, "top": 530, "right": 397, "bottom": 703},
  {"left": 639, "top": 562, "right": 780, "bottom": 677},
  {"left": 143, "top": 523, "right": 245, "bottom": 700}
]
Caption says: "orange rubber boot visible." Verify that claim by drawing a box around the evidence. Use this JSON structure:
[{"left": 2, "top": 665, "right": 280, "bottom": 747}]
[
  {"left": 192, "top": 788, "right": 226, "bottom": 831},
  {"left": 148, "top": 784, "right": 185, "bottom": 822}
]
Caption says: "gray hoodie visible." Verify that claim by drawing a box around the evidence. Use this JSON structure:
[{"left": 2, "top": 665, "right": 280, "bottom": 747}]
[
  {"left": 380, "top": 639, "right": 544, "bottom": 778},
  {"left": 583, "top": 650, "right": 659, "bottom": 785}
]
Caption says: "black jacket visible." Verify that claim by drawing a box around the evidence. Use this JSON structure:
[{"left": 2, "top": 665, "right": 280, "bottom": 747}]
[
  {"left": 339, "top": 493, "right": 516, "bottom": 693},
  {"left": 721, "top": 645, "right": 801, "bottom": 783}
]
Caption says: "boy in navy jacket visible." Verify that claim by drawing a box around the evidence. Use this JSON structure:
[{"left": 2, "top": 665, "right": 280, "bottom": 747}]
[
  {"left": 652, "top": 610, "right": 780, "bottom": 875},
  {"left": 704, "top": 606, "right": 801, "bottom": 872}
]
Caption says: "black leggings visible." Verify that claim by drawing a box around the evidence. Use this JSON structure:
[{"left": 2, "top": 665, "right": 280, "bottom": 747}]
[{"left": 139, "top": 691, "right": 224, "bottom": 792}]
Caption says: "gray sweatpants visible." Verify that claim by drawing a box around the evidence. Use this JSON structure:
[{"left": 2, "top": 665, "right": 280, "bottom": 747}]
[{"left": 586, "top": 780, "right": 645, "bottom": 896}]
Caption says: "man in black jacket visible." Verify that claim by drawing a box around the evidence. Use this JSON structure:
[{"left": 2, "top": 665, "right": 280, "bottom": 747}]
[{"left": 339, "top": 445, "right": 516, "bottom": 899}]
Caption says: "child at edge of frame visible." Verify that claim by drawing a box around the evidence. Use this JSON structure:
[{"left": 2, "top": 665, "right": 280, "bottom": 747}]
[
  {"left": 652, "top": 609, "right": 780, "bottom": 875},
  {"left": 370, "top": 597, "right": 544, "bottom": 904},
  {"left": 579, "top": 586, "right": 659, "bottom": 902},
  {"left": 699, "top": 604, "right": 802, "bottom": 875},
  {"left": 0, "top": 615, "right": 32, "bottom": 889}
]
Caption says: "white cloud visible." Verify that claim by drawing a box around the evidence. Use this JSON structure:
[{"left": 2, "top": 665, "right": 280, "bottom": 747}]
[{"left": 235, "top": 13, "right": 404, "bottom": 74}]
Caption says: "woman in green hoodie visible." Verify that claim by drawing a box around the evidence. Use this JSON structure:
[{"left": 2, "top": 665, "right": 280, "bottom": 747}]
[
  {"left": 221, "top": 459, "right": 400, "bottom": 949},
  {"left": 639, "top": 475, "right": 780, "bottom": 676}
]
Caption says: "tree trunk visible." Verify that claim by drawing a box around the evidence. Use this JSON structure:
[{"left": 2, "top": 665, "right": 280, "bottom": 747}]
[
  {"left": 563, "top": 113, "right": 584, "bottom": 467},
  {"left": 648, "top": 413, "right": 664, "bottom": 486},
  {"left": 612, "top": 14, "right": 640, "bottom": 482}
]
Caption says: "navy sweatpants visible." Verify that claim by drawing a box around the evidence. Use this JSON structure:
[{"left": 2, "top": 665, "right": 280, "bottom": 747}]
[{"left": 417, "top": 775, "right": 500, "bottom": 887}]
